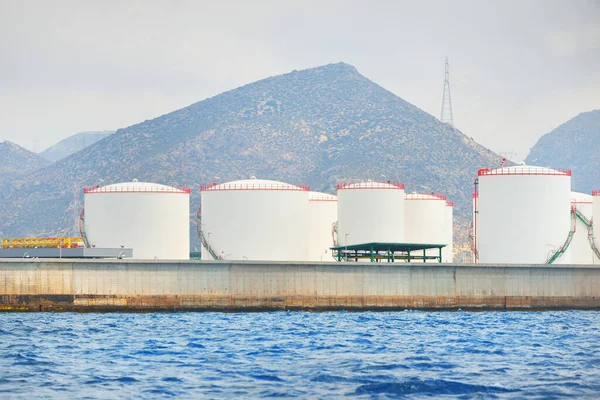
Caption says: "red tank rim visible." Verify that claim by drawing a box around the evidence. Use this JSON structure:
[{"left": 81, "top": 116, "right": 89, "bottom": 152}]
[
  {"left": 201, "top": 183, "right": 310, "bottom": 192},
  {"left": 84, "top": 185, "right": 190, "bottom": 194},
  {"left": 478, "top": 167, "right": 571, "bottom": 176}
]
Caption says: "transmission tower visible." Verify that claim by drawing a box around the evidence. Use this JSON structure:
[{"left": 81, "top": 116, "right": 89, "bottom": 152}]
[{"left": 440, "top": 57, "right": 454, "bottom": 126}]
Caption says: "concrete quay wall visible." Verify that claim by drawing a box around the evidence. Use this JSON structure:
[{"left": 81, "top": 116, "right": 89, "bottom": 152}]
[{"left": 1, "top": 259, "right": 600, "bottom": 312}]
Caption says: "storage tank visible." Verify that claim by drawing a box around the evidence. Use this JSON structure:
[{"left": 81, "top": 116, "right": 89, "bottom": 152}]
[
  {"left": 476, "top": 166, "right": 571, "bottom": 264},
  {"left": 200, "top": 178, "right": 309, "bottom": 261},
  {"left": 445, "top": 201, "right": 454, "bottom": 263},
  {"left": 337, "top": 181, "right": 405, "bottom": 246},
  {"left": 593, "top": 190, "right": 600, "bottom": 264},
  {"left": 570, "top": 191, "right": 595, "bottom": 264},
  {"left": 307, "top": 191, "right": 338, "bottom": 262},
  {"left": 404, "top": 193, "right": 447, "bottom": 262},
  {"left": 83, "top": 181, "right": 190, "bottom": 260}
]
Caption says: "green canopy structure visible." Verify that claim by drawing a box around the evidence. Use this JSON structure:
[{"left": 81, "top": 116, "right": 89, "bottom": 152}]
[{"left": 330, "top": 242, "right": 446, "bottom": 263}]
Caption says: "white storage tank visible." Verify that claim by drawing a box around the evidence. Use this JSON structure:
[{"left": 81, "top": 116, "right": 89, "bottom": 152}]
[
  {"left": 570, "top": 191, "right": 595, "bottom": 264},
  {"left": 404, "top": 193, "right": 447, "bottom": 262},
  {"left": 307, "top": 191, "right": 338, "bottom": 262},
  {"left": 476, "top": 166, "right": 571, "bottom": 264},
  {"left": 337, "top": 181, "right": 405, "bottom": 246},
  {"left": 83, "top": 181, "right": 190, "bottom": 260},
  {"left": 445, "top": 201, "right": 454, "bottom": 263},
  {"left": 200, "top": 178, "right": 309, "bottom": 261},
  {"left": 594, "top": 190, "right": 600, "bottom": 264}
]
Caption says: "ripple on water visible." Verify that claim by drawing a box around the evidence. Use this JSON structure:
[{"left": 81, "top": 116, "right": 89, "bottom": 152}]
[
  {"left": 0, "top": 311, "right": 599, "bottom": 398},
  {"left": 353, "top": 378, "right": 517, "bottom": 396}
]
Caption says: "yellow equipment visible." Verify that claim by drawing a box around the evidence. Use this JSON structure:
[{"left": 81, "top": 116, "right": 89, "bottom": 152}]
[{"left": 1, "top": 237, "right": 85, "bottom": 249}]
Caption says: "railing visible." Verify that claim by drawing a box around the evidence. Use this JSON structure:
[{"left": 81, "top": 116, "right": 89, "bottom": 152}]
[
  {"left": 309, "top": 194, "right": 338, "bottom": 201},
  {"left": 478, "top": 167, "right": 571, "bottom": 176},
  {"left": 1, "top": 237, "right": 85, "bottom": 249},
  {"left": 405, "top": 193, "right": 447, "bottom": 200},
  {"left": 446, "top": 201, "right": 454, "bottom": 207},
  {"left": 593, "top": 190, "right": 600, "bottom": 196},
  {"left": 201, "top": 183, "right": 309, "bottom": 191},
  {"left": 84, "top": 185, "right": 190, "bottom": 194},
  {"left": 337, "top": 181, "right": 405, "bottom": 190}
]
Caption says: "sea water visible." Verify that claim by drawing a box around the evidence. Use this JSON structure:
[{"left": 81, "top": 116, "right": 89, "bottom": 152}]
[{"left": 1, "top": 311, "right": 599, "bottom": 398}]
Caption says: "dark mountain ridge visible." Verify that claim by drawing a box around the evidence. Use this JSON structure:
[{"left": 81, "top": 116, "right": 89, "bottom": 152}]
[
  {"left": 526, "top": 110, "right": 600, "bottom": 194},
  {"left": 0, "top": 62, "right": 502, "bottom": 243}
]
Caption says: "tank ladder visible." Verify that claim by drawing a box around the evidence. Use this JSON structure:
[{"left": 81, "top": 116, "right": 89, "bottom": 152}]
[
  {"left": 575, "top": 207, "right": 591, "bottom": 227},
  {"left": 196, "top": 210, "right": 219, "bottom": 260},
  {"left": 468, "top": 222, "right": 478, "bottom": 263},
  {"left": 78, "top": 210, "right": 91, "bottom": 248},
  {"left": 546, "top": 206, "right": 577, "bottom": 264},
  {"left": 331, "top": 221, "right": 339, "bottom": 247},
  {"left": 331, "top": 221, "right": 340, "bottom": 260},
  {"left": 588, "top": 218, "right": 600, "bottom": 261},
  {"left": 568, "top": 207, "right": 600, "bottom": 261}
]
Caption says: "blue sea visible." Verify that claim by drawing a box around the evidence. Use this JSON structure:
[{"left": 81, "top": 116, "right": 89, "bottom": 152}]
[{"left": 1, "top": 311, "right": 599, "bottom": 399}]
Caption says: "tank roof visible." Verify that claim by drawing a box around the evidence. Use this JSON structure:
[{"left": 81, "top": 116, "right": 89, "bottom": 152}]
[
  {"left": 570, "top": 191, "right": 593, "bottom": 203},
  {"left": 337, "top": 181, "right": 405, "bottom": 190},
  {"left": 201, "top": 178, "right": 309, "bottom": 191},
  {"left": 308, "top": 191, "right": 337, "bottom": 201},
  {"left": 84, "top": 181, "right": 190, "bottom": 194},
  {"left": 478, "top": 166, "right": 571, "bottom": 176},
  {"left": 405, "top": 193, "right": 447, "bottom": 201}
]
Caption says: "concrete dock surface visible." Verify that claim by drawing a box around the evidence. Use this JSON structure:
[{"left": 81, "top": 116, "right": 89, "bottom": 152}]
[{"left": 1, "top": 259, "right": 599, "bottom": 312}]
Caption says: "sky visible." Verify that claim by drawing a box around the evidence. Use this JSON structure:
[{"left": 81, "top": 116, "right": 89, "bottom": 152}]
[{"left": 0, "top": 0, "right": 598, "bottom": 161}]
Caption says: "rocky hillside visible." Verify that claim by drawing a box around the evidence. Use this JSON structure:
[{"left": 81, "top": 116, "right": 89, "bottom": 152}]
[
  {"left": 0, "top": 62, "right": 502, "bottom": 242},
  {"left": 526, "top": 110, "right": 600, "bottom": 194},
  {"left": 39, "top": 131, "right": 114, "bottom": 162},
  {"left": 0, "top": 141, "right": 50, "bottom": 185}
]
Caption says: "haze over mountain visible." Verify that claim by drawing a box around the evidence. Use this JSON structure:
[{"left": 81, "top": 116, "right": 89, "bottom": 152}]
[
  {"left": 39, "top": 131, "right": 115, "bottom": 162},
  {"left": 0, "top": 141, "right": 49, "bottom": 185},
  {"left": 526, "top": 110, "right": 600, "bottom": 194},
  {"left": 0, "top": 62, "right": 503, "bottom": 242}
]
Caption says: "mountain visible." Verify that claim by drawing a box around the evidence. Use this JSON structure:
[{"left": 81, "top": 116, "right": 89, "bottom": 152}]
[
  {"left": 0, "top": 62, "right": 503, "bottom": 243},
  {"left": 39, "top": 130, "right": 114, "bottom": 162},
  {"left": 0, "top": 141, "right": 50, "bottom": 185},
  {"left": 526, "top": 110, "right": 600, "bottom": 194}
]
